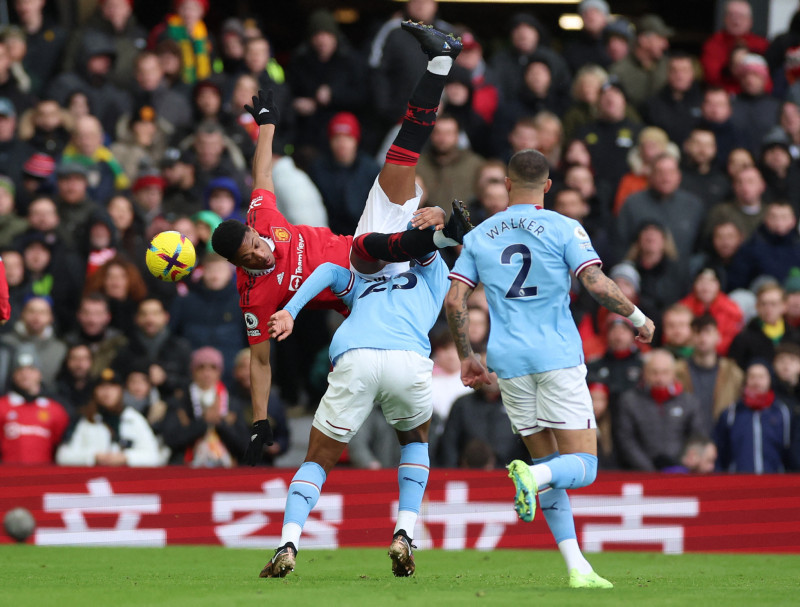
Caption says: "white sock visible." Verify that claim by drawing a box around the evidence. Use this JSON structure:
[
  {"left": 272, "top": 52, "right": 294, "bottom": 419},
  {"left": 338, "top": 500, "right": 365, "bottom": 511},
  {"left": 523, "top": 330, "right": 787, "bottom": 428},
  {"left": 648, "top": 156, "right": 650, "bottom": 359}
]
[
  {"left": 394, "top": 510, "right": 418, "bottom": 539},
  {"left": 280, "top": 522, "right": 302, "bottom": 549},
  {"left": 433, "top": 230, "right": 458, "bottom": 248},
  {"left": 558, "top": 538, "right": 593, "bottom": 574},
  {"left": 428, "top": 56, "right": 453, "bottom": 76},
  {"left": 529, "top": 463, "right": 553, "bottom": 488}
]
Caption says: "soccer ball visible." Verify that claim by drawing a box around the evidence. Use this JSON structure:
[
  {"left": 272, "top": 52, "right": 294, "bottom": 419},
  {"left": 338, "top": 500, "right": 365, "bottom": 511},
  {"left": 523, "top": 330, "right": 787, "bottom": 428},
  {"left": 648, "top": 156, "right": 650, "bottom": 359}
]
[
  {"left": 3, "top": 507, "right": 35, "bottom": 542},
  {"left": 146, "top": 231, "right": 197, "bottom": 282}
]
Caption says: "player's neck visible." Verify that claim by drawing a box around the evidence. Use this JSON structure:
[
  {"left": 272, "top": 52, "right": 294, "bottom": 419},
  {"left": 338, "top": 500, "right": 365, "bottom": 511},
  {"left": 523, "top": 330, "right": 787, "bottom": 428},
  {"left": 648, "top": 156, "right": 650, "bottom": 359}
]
[{"left": 508, "top": 190, "right": 545, "bottom": 208}]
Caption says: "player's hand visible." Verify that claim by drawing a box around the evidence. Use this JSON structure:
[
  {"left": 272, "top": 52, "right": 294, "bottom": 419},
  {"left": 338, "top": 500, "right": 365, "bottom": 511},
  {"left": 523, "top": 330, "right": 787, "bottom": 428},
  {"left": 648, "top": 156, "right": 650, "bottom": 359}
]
[
  {"left": 245, "top": 89, "right": 280, "bottom": 127},
  {"left": 635, "top": 318, "right": 656, "bottom": 344},
  {"left": 244, "top": 419, "right": 274, "bottom": 466},
  {"left": 411, "top": 206, "right": 446, "bottom": 231},
  {"left": 461, "top": 354, "right": 491, "bottom": 390},
  {"left": 268, "top": 310, "right": 295, "bottom": 341}
]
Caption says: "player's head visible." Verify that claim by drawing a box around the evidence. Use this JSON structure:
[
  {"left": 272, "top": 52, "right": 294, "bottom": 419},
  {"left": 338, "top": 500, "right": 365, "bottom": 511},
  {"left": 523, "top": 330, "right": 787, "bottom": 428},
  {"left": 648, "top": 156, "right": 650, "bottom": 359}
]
[
  {"left": 507, "top": 149, "right": 551, "bottom": 192},
  {"left": 212, "top": 218, "right": 275, "bottom": 270}
]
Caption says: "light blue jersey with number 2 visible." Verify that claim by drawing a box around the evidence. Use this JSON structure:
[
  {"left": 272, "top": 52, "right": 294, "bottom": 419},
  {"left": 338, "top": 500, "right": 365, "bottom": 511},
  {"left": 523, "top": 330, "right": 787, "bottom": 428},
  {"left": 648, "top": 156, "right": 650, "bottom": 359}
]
[{"left": 449, "top": 204, "right": 601, "bottom": 379}]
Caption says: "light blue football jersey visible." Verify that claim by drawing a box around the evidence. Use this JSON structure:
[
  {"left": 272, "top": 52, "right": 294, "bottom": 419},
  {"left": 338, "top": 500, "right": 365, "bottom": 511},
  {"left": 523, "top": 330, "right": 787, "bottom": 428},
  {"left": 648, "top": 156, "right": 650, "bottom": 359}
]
[
  {"left": 450, "top": 204, "right": 601, "bottom": 379},
  {"left": 284, "top": 253, "right": 449, "bottom": 364}
]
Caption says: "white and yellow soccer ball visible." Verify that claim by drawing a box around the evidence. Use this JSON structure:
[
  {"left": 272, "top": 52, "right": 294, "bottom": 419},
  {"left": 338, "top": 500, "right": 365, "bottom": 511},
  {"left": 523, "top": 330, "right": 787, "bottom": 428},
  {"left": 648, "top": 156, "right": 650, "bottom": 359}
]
[{"left": 145, "top": 231, "right": 197, "bottom": 282}]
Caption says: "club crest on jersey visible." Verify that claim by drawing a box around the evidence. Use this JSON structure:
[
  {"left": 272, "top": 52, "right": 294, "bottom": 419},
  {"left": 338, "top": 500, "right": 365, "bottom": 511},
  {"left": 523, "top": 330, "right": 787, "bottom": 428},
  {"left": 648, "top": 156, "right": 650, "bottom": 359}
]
[
  {"left": 272, "top": 227, "right": 291, "bottom": 243},
  {"left": 289, "top": 275, "right": 302, "bottom": 291},
  {"left": 574, "top": 226, "right": 589, "bottom": 240}
]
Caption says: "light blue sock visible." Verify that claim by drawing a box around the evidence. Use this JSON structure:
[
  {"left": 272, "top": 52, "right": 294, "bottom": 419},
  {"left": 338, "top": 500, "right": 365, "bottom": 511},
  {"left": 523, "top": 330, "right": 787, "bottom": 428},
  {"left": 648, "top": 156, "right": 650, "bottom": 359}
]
[
  {"left": 543, "top": 452, "right": 598, "bottom": 490},
  {"left": 284, "top": 462, "right": 326, "bottom": 527},
  {"left": 533, "top": 454, "right": 593, "bottom": 573},
  {"left": 395, "top": 442, "right": 430, "bottom": 537},
  {"left": 534, "top": 454, "right": 578, "bottom": 543}
]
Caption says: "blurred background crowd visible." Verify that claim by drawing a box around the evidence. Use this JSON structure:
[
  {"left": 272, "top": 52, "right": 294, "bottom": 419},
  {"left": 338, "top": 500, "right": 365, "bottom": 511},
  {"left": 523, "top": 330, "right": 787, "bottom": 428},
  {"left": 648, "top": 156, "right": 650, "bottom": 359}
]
[{"left": 0, "top": 0, "right": 800, "bottom": 474}]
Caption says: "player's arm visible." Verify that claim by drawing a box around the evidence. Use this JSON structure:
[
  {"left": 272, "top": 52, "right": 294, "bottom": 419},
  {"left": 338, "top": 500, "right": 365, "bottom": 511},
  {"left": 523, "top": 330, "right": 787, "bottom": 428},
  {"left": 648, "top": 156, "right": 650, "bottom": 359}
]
[
  {"left": 243, "top": 338, "right": 274, "bottom": 466},
  {"left": 244, "top": 90, "right": 280, "bottom": 193},
  {"left": 268, "top": 263, "right": 353, "bottom": 341},
  {"left": 578, "top": 264, "right": 655, "bottom": 343},
  {"left": 444, "top": 279, "right": 490, "bottom": 389}
]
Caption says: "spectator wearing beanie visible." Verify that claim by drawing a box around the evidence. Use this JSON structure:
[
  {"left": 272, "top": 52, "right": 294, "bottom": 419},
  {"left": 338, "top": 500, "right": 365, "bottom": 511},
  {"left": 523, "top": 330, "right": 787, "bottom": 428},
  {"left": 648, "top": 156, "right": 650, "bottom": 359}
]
[
  {"left": 309, "top": 111, "right": 380, "bottom": 235},
  {"left": 731, "top": 53, "right": 781, "bottom": 157},
  {"left": 287, "top": 9, "right": 368, "bottom": 155},
  {"left": 563, "top": 0, "right": 613, "bottom": 73}
]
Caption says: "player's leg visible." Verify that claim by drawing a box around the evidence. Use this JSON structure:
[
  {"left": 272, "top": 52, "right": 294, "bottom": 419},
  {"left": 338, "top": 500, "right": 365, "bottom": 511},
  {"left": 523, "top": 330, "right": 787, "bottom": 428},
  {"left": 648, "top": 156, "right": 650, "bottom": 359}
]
[
  {"left": 382, "top": 350, "right": 435, "bottom": 576},
  {"left": 351, "top": 199, "right": 473, "bottom": 265},
  {"left": 380, "top": 22, "right": 461, "bottom": 204},
  {"left": 260, "top": 350, "right": 378, "bottom": 578},
  {"left": 505, "top": 367, "right": 612, "bottom": 589},
  {"left": 351, "top": 22, "right": 462, "bottom": 277},
  {"left": 259, "top": 429, "right": 346, "bottom": 579}
]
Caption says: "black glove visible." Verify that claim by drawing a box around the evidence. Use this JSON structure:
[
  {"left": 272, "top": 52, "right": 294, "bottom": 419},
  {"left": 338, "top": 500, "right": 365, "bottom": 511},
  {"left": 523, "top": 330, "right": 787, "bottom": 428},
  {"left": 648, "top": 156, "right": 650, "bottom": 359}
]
[
  {"left": 244, "top": 89, "right": 280, "bottom": 127},
  {"left": 244, "top": 419, "right": 274, "bottom": 466}
]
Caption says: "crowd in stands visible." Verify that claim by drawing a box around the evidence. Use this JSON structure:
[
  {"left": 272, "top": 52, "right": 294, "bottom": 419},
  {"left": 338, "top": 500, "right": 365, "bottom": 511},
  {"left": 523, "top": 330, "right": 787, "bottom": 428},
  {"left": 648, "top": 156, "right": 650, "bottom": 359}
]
[{"left": 1, "top": 0, "right": 800, "bottom": 473}]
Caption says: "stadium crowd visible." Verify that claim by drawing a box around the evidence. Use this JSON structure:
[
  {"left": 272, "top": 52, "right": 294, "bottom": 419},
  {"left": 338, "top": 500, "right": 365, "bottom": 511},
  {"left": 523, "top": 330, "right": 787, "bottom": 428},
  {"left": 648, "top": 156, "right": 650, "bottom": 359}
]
[{"left": 0, "top": 0, "right": 800, "bottom": 473}]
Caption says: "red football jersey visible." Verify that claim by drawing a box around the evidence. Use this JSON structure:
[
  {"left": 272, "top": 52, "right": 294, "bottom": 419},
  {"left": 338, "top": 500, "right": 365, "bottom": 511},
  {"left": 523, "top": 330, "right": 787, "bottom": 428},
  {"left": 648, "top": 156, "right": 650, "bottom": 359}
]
[
  {"left": 238, "top": 189, "right": 353, "bottom": 344},
  {"left": 0, "top": 393, "right": 69, "bottom": 463}
]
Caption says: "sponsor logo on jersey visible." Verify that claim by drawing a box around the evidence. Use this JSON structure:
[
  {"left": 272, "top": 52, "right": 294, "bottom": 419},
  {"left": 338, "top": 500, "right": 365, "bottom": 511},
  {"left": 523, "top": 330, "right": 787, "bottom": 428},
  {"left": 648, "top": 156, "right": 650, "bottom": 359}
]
[
  {"left": 249, "top": 195, "right": 263, "bottom": 210},
  {"left": 574, "top": 226, "right": 589, "bottom": 240},
  {"left": 289, "top": 275, "right": 302, "bottom": 291},
  {"left": 276, "top": 272, "right": 284, "bottom": 285},
  {"left": 271, "top": 227, "right": 291, "bottom": 243},
  {"left": 244, "top": 312, "right": 258, "bottom": 329},
  {"left": 294, "top": 233, "right": 305, "bottom": 277}
]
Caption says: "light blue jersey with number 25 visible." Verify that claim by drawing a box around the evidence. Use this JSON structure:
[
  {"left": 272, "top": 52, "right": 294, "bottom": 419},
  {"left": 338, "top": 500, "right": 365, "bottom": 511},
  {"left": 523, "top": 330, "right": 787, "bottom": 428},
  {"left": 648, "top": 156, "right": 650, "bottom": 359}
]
[{"left": 449, "top": 204, "right": 601, "bottom": 379}]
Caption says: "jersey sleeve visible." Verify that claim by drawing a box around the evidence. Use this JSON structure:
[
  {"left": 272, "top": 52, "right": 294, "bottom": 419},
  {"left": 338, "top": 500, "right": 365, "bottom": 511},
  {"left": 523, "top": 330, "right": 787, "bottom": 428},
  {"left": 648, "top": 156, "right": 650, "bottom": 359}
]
[
  {"left": 563, "top": 219, "right": 602, "bottom": 277},
  {"left": 284, "top": 263, "right": 354, "bottom": 318},
  {"left": 418, "top": 253, "right": 449, "bottom": 303},
  {"left": 246, "top": 188, "right": 282, "bottom": 235},
  {"left": 449, "top": 244, "right": 479, "bottom": 288}
]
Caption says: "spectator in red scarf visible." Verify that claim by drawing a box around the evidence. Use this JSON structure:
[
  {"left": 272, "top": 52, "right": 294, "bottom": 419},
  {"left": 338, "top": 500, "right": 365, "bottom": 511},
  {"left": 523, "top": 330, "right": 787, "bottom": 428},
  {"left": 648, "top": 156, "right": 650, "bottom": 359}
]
[{"left": 714, "top": 360, "right": 792, "bottom": 473}]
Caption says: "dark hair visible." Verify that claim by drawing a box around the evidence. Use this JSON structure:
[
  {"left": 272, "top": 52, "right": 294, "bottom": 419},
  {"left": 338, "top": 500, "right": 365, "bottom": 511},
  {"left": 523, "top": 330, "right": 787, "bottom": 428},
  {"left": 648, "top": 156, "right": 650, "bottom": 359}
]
[
  {"left": 212, "top": 219, "right": 247, "bottom": 261},
  {"left": 508, "top": 149, "right": 549, "bottom": 185},
  {"left": 691, "top": 313, "right": 718, "bottom": 332}
]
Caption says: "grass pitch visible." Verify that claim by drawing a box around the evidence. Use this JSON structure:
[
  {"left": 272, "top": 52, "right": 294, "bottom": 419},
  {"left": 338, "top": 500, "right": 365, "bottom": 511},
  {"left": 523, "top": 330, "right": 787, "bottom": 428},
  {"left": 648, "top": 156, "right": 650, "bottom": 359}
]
[{"left": 1, "top": 546, "right": 798, "bottom": 607}]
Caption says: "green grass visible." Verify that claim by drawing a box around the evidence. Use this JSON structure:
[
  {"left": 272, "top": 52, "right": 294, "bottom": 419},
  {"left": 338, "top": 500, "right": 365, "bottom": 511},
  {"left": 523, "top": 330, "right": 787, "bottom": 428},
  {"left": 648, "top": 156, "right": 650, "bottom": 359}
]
[{"left": 1, "top": 546, "right": 799, "bottom": 607}]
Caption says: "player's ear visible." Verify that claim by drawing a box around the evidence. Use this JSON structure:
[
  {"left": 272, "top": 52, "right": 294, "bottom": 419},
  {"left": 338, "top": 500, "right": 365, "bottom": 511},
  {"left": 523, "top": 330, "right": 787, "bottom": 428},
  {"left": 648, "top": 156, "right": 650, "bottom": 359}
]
[
  {"left": 504, "top": 176, "right": 512, "bottom": 192},
  {"left": 543, "top": 178, "right": 553, "bottom": 193}
]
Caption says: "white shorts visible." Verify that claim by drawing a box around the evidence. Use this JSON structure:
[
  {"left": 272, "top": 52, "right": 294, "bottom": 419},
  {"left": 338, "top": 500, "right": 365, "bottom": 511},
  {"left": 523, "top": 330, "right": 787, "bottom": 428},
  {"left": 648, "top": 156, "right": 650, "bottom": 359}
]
[
  {"left": 351, "top": 176, "right": 422, "bottom": 279},
  {"left": 312, "top": 348, "right": 434, "bottom": 443},
  {"left": 497, "top": 365, "right": 596, "bottom": 436}
]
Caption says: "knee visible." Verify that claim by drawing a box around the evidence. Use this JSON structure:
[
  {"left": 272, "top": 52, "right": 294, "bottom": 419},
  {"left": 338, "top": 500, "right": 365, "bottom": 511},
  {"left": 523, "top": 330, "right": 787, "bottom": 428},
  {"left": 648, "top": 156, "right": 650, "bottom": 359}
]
[{"left": 573, "top": 453, "right": 597, "bottom": 488}]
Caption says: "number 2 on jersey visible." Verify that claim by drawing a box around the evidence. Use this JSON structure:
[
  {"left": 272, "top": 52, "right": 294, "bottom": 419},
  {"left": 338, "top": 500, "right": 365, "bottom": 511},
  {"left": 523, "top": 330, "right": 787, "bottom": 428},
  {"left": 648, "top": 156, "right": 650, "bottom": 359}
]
[{"left": 501, "top": 244, "right": 538, "bottom": 299}]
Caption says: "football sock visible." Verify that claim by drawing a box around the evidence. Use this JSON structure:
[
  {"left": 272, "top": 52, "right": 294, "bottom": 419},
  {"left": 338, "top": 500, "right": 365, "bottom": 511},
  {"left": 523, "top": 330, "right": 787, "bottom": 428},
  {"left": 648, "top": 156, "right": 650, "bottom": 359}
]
[
  {"left": 394, "top": 442, "right": 430, "bottom": 538},
  {"left": 534, "top": 456, "right": 593, "bottom": 575},
  {"left": 280, "top": 461, "right": 326, "bottom": 549},
  {"left": 529, "top": 452, "right": 598, "bottom": 490},
  {"left": 352, "top": 229, "right": 447, "bottom": 263},
  {"left": 386, "top": 61, "right": 451, "bottom": 167}
]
